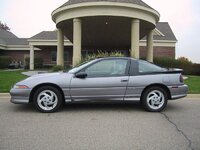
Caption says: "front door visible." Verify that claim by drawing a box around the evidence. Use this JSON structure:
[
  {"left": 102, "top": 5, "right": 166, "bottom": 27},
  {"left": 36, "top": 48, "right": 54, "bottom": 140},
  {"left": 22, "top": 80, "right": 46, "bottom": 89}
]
[{"left": 70, "top": 58, "right": 130, "bottom": 101}]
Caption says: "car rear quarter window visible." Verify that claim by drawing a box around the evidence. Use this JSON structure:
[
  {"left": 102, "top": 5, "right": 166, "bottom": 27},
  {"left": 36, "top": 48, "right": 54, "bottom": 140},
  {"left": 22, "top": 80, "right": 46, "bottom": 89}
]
[{"left": 138, "top": 60, "right": 165, "bottom": 74}]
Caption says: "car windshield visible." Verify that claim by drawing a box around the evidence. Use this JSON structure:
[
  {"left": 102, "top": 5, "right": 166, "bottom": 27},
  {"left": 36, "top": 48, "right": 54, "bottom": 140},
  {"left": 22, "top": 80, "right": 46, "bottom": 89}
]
[{"left": 68, "top": 59, "right": 97, "bottom": 73}]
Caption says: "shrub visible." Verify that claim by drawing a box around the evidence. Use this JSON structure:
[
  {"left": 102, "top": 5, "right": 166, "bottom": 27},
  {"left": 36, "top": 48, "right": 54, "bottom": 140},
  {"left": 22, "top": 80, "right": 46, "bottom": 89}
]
[
  {"left": 0, "top": 56, "right": 12, "bottom": 69},
  {"left": 88, "top": 50, "right": 124, "bottom": 60},
  {"left": 51, "top": 65, "right": 64, "bottom": 72},
  {"left": 154, "top": 57, "right": 176, "bottom": 68},
  {"left": 24, "top": 57, "right": 29, "bottom": 69},
  {"left": 191, "top": 63, "right": 200, "bottom": 75},
  {"left": 25, "top": 57, "right": 43, "bottom": 69},
  {"left": 73, "top": 51, "right": 125, "bottom": 68},
  {"left": 176, "top": 57, "right": 193, "bottom": 75},
  {"left": 154, "top": 57, "right": 200, "bottom": 75},
  {"left": 35, "top": 57, "right": 43, "bottom": 68}
]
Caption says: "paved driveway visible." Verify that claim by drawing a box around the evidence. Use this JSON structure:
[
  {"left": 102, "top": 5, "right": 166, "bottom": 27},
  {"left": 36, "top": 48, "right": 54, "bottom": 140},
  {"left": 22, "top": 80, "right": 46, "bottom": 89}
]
[{"left": 0, "top": 97, "right": 199, "bottom": 150}]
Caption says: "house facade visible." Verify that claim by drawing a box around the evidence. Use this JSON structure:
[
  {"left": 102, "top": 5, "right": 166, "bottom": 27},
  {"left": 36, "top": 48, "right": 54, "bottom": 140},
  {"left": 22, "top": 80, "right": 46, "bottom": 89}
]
[
  {"left": 0, "top": 29, "right": 30, "bottom": 65},
  {"left": 0, "top": 0, "right": 177, "bottom": 69}
]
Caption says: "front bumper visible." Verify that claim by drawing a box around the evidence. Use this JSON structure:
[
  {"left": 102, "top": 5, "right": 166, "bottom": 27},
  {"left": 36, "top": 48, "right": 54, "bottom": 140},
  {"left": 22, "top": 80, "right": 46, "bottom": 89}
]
[
  {"left": 10, "top": 88, "right": 31, "bottom": 104},
  {"left": 168, "top": 84, "right": 188, "bottom": 100}
]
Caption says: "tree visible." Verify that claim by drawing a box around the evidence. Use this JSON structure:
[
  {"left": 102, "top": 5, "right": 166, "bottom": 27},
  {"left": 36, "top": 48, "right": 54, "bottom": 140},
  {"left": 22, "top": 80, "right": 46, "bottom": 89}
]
[
  {"left": 0, "top": 21, "right": 10, "bottom": 31},
  {"left": 177, "top": 57, "right": 192, "bottom": 64}
]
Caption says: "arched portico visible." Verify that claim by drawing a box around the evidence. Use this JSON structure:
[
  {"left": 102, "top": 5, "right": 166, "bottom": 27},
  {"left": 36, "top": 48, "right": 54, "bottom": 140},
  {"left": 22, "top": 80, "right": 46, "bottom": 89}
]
[{"left": 51, "top": 0, "right": 159, "bottom": 67}]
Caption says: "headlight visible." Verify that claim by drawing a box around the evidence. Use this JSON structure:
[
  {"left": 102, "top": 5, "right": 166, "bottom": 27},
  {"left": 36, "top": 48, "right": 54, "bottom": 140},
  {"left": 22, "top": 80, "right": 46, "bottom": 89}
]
[{"left": 14, "top": 85, "right": 29, "bottom": 89}]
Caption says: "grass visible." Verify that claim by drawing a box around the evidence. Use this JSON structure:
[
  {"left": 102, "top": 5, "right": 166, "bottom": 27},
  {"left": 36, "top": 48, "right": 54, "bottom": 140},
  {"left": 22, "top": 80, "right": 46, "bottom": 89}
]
[
  {"left": 0, "top": 70, "right": 28, "bottom": 93},
  {"left": 185, "top": 76, "right": 200, "bottom": 94},
  {"left": 0, "top": 70, "right": 200, "bottom": 94}
]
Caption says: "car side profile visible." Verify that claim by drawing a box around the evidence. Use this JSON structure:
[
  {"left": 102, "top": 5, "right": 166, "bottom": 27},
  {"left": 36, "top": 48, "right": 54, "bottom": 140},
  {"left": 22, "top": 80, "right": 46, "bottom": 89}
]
[{"left": 10, "top": 57, "right": 188, "bottom": 113}]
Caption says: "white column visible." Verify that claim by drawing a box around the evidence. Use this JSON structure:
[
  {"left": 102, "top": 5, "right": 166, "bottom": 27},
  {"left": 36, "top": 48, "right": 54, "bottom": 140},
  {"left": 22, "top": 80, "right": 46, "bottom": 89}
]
[
  {"left": 30, "top": 45, "right": 34, "bottom": 70},
  {"left": 147, "top": 29, "right": 154, "bottom": 62},
  {"left": 73, "top": 18, "right": 82, "bottom": 67},
  {"left": 131, "top": 19, "right": 140, "bottom": 59},
  {"left": 57, "top": 28, "right": 64, "bottom": 66}
]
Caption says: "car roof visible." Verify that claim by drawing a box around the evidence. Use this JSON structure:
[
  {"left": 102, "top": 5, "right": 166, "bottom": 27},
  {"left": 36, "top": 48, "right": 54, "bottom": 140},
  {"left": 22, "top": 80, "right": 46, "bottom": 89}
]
[{"left": 96, "top": 57, "right": 137, "bottom": 61}]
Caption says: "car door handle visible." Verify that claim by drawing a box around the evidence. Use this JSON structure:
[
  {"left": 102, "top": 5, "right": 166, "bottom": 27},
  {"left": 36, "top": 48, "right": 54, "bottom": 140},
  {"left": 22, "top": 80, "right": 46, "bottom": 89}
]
[{"left": 121, "top": 79, "right": 128, "bottom": 82}]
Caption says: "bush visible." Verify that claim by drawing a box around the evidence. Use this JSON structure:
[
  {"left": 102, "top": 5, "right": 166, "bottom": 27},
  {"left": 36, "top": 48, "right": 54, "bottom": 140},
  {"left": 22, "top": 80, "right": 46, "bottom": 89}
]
[
  {"left": 51, "top": 65, "right": 64, "bottom": 72},
  {"left": 76, "top": 51, "right": 125, "bottom": 67},
  {"left": 0, "top": 56, "right": 12, "bottom": 69},
  {"left": 24, "top": 57, "right": 29, "bottom": 69},
  {"left": 154, "top": 57, "right": 200, "bottom": 75},
  {"left": 35, "top": 57, "right": 43, "bottom": 68},
  {"left": 86, "top": 50, "right": 125, "bottom": 60},
  {"left": 154, "top": 57, "right": 176, "bottom": 68},
  {"left": 191, "top": 63, "right": 200, "bottom": 75},
  {"left": 25, "top": 57, "right": 43, "bottom": 69}
]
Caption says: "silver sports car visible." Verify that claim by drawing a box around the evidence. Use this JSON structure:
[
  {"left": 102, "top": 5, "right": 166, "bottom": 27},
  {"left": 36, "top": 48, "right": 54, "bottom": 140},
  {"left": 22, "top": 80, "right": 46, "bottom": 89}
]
[{"left": 10, "top": 57, "right": 188, "bottom": 113}]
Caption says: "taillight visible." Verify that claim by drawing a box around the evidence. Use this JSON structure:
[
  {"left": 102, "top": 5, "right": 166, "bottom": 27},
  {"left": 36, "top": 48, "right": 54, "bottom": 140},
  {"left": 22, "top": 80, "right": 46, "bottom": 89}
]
[{"left": 180, "top": 74, "right": 184, "bottom": 83}]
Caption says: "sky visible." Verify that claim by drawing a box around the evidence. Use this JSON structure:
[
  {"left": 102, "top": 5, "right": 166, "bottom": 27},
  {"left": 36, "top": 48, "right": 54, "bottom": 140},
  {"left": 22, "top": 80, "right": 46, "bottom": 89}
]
[{"left": 0, "top": 0, "right": 200, "bottom": 63}]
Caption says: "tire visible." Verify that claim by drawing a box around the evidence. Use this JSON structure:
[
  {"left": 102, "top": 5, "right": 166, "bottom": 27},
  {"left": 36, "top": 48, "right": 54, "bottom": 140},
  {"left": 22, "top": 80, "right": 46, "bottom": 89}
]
[
  {"left": 33, "top": 86, "right": 63, "bottom": 113},
  {"left": 142, "top": 86, "right": 168, "bottom": 112}
]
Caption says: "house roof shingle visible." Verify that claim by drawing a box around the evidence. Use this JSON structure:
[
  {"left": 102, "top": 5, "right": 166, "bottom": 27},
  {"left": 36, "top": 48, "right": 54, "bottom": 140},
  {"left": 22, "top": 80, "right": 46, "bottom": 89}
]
[
  {"left": 0, "top": 39, "right": 6, "bottom": 45},
  {"left": 30, "top": 31, "right": 68, "bottom": 40},
  {"left": 59, "top": 0, "right": 153, "bottom": 9},
  {"left": 0, "top": 29, "right": 28, "bottom": 45},
  {"left": 30, "top": 31, "right": 57, "bottom": 40},
  {"left": 0, "top": 29, "right": 18, "bottom": 39},
  {"left": 154, "top": 22, "right": 177, "bottom": 41},
  {"left": 4, "top": 38, "right": 29, "bottom": 45}
]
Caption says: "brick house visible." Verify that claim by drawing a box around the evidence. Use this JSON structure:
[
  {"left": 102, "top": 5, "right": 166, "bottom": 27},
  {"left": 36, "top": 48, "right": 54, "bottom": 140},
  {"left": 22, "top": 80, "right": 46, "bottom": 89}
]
[
  {"left": 0, "top": 29, "right": 29, "bottom": 65},
  {"left": 28, "top": 22, "right": 177, "bottom": 66},
  {"left": 0, "top": 0, "right": 177, "bottom": 69},
  {"left": 0, "top": 22, "right": 177, "bottom": 67}
]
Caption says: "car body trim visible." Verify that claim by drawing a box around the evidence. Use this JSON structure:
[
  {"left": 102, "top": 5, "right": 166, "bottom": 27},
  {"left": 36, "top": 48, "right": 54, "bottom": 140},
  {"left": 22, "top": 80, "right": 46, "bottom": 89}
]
[
  {"left": 10, "top": 97, "right": 29, "bottom": 104},
  {"left": 171, "top": 94, "right": 187, "bottom": 100}
]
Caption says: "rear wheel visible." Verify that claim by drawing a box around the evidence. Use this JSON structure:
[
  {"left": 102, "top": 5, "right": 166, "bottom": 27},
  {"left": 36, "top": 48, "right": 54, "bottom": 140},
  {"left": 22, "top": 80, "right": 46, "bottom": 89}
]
[
  {"left": 33, "top": 86, "right": 63, "bottom": 113},
  {"left": 142, "top": 87, "right": 168, "bottom": 112}
]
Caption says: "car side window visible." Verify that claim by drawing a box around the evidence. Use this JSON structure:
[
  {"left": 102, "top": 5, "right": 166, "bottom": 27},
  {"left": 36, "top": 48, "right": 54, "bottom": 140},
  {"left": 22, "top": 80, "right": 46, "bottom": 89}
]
[
  {"left": 138, "top": 60, "right": 165, "bottom": 73},
  {"left": 84, "top": 59, "right": 128, "bottom": 77}
]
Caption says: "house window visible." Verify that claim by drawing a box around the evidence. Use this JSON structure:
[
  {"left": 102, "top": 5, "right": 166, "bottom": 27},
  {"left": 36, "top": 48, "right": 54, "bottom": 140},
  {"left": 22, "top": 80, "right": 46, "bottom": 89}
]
[
  {"left": 64, "top": 51, "right": 70, "bottom": 62},
  {"left": 51, "top": 51, "right": 57, "bottom": 62}
]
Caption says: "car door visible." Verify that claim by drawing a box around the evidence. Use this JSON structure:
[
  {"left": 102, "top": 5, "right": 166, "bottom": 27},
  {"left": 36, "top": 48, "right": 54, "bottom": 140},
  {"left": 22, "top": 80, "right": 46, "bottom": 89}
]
[{"left": 70, "top": 58, "right": 130, "bottom": 101}]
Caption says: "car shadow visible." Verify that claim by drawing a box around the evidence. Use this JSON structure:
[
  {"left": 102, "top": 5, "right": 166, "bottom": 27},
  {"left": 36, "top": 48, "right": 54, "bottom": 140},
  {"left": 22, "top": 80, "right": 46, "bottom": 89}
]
[
  {"left": 11, "top": 101, "right": 144, "bottom": 113},
  {"left": 11, "top": 101, "right": 185, "bottom": 113},
  {"left": 61, "top": 101, "right": 143, "bottom": 112},
  {"left": 11, "top": 104, "right": 37, "bottom": 113},
  {"left": 162, "top": 101, "right": 186, "bottom": 112}
]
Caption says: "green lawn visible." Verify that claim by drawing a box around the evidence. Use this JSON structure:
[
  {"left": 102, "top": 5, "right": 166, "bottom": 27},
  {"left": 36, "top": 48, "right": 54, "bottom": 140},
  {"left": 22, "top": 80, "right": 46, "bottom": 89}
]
[
  {"left": 0, "top": 70, "right": 27, "bottom": 93},
  {"left": 0, "top": 70, "right": 200, "bottom": 94},
  {"left": 185, "top": 76, "right": 200, "bottom": 94}
]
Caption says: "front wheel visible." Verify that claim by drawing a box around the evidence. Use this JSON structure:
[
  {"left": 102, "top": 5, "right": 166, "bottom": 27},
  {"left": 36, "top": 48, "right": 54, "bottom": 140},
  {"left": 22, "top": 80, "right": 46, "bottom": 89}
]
[
  {"left": 142, "top": 87, "right": 168, "bottom": 112},
  {"left": 33, "top": 86, "right": 63, "bottom": 113}
]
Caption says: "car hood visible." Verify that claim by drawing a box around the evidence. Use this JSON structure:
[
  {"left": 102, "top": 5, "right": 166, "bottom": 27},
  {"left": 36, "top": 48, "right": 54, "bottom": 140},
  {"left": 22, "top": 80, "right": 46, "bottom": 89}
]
[
  {"left": 27, "top": 72, "right": 63, "bottom": 80},
  {"left": 17, "top": 72, "right": 74, "bottom": 88}
]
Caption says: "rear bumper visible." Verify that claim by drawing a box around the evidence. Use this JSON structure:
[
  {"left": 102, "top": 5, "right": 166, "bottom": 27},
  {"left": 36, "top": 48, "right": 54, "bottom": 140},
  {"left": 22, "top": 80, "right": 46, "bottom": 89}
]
[
  {"left": 10, "top": 88, "right": 31, "bottom": 104},
  {"left": 168, "top": 84, "right": 188, "bottom": 100}
]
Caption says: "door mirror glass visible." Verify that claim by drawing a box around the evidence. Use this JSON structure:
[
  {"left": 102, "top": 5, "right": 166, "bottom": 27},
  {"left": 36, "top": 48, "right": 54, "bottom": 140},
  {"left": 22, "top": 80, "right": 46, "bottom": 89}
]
[{"left": 75, "top": 72, "right": 87, "bottom": 78}]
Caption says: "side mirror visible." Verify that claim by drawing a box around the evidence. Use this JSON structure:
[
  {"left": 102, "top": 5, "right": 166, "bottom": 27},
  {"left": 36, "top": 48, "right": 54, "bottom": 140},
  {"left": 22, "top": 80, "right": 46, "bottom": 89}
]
[{"left": 75, "top": 72, "right": 87, "bottom": 79}]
